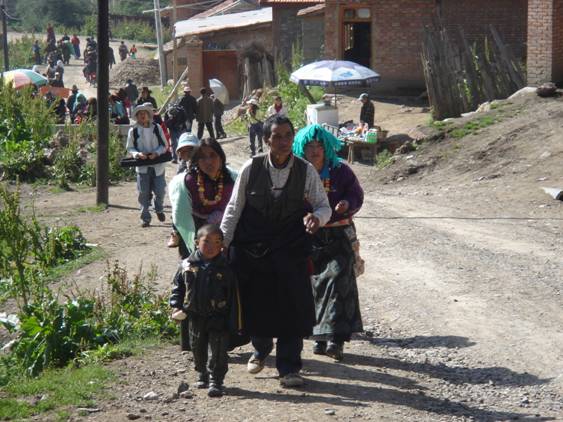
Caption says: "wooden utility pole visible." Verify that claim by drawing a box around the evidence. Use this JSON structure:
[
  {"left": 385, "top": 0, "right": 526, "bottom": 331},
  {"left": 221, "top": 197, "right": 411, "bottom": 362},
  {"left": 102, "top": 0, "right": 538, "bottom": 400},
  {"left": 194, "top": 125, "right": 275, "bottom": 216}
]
[
  {"left": 154, "top": 0, "right": 167, "bottom": 87},
  {"left": 96, "top": 0, "right": 110, "bottom": 206},
  {"left": 172, "top": 0, "right": 178, "bottom": 86},
  {"left": 1, "top": 0, "right": 9, "bottom": 71}
]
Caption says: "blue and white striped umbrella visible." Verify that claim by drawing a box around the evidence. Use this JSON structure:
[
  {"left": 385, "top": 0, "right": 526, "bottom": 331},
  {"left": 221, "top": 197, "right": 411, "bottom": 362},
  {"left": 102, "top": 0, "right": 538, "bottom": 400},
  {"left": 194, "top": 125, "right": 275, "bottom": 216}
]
[{"left": 290, "top": 60, "right": 380, "bottom": 87}]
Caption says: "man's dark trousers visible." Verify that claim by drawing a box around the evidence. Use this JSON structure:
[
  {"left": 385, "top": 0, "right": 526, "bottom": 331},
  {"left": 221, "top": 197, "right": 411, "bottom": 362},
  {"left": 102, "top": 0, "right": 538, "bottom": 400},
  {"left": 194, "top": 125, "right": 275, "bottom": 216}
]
[
  {"left": 197, "top": 121, "right": 215, "bottom": 139},
  {"left": 252, "top": 337, "right": 303, "bottom": 376}
]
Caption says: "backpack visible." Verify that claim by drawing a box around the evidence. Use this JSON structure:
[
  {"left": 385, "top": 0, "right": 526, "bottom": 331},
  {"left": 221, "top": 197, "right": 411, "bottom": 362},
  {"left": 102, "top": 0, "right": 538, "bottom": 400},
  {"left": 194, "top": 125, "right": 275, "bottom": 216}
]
[
  {"left": 133, "top": 122, "right": 168, "bottom": 152},
  {"left": 165, "top": 103, "right": 186, "bottom": 130}
]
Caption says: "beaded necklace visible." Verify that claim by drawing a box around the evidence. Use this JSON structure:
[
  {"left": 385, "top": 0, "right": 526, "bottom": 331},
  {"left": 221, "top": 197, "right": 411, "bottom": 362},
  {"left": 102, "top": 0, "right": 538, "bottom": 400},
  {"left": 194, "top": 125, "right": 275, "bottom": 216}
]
[
  {"left": 197, "top": 170, "right": 224, "bottom": 207},
  {"left": 323, "top": 177, "right": 331, "bottom": 193}
]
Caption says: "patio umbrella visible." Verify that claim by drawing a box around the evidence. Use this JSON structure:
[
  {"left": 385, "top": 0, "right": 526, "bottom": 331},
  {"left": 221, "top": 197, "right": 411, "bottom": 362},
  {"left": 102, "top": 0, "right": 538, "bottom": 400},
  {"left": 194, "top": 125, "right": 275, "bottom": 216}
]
[
  {"left": 1, "top": 69, "right": 48, "bottom": 89},
  {"left": 290, "top": 60, "right": 380, "bottom": 88}
]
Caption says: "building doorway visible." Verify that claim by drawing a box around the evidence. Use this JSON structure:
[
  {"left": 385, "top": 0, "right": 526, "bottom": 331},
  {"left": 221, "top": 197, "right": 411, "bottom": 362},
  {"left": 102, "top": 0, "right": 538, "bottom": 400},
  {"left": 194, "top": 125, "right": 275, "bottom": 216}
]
[{"left": 341, "top": 7, "right": 372, "bottom": 68}]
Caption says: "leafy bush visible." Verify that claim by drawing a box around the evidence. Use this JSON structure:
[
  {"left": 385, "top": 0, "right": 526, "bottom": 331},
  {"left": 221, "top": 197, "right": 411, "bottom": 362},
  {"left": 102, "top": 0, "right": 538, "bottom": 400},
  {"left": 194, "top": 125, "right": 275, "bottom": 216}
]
[
  {"left": 0, "top": 185, "right": 90, "bottom": 308},
  {"left": 0, "top": 84, "right": 55, "bottom": 181},
  {"left": 53, "top": 139, "right": 84, "bottom": 189},
  {"left": 0, "top": 35, "right": 44, "bottom": 70}
]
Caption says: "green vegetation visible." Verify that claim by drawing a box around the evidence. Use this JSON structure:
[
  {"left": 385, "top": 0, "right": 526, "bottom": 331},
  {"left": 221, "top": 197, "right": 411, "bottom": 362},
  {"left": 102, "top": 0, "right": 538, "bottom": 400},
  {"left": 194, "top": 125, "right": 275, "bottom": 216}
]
[
  {"left": 376, "top": 150, "right": 394, "bottom": 169},
  {"left": 0, "top": 365, "right": 114, "bottom": 420},
  {"left": 7, "top": 0, "right": 95, "bottom": 33},
  {"left": 112, "top": 20, "right": 171, "bottom": 44},
  {"left": 0, "top": 36, "right": 45, "bottom": 70},
  {"left": 450, "top": 115, "right": 497, "bottom": 139},
  {"left": 111, "top": 0, "right": 170, "bottom": 16}
]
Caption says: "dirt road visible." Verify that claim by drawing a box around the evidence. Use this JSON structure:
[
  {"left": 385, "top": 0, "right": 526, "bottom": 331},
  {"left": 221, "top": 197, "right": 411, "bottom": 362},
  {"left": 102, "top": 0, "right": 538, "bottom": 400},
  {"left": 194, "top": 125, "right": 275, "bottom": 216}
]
[{"left": 24, "top": 121, "right": 561, "bottom": 420}]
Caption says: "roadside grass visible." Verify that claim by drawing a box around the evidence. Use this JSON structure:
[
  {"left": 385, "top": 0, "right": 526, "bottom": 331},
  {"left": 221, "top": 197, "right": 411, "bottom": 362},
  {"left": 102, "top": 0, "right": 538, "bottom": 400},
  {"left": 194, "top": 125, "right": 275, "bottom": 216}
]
[
  {"left": 450, "top": 115, "right": 497, "bottom": 139},
  {"left": 0, "top": 336, "right": 166, "bottom": 421},
  {"left": 0, "top": 365, "right": 114, "bottom": 420},
  {"left": 76, "top": 204, "right": 107, "bottom": 213},
  {"left": 43, "top": 247, "right": 106, "bottom": 283}
]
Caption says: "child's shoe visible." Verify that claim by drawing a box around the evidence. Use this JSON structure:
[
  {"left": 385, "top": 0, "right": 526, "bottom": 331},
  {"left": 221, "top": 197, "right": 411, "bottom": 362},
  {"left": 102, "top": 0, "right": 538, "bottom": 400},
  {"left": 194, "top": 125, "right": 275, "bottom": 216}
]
[
  {"left": 326, "top": 342, "right": 344, "bottom": 361},
  {"left": 312, "top": 341, "right": 327, "bottom": 355}
]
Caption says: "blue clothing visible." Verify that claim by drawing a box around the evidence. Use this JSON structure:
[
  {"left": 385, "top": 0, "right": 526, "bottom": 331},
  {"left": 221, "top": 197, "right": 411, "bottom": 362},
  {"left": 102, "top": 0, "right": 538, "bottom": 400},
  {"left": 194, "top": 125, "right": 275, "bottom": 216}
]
[{"left": 137, "top": 167, "right": 166, "bottom": 223}]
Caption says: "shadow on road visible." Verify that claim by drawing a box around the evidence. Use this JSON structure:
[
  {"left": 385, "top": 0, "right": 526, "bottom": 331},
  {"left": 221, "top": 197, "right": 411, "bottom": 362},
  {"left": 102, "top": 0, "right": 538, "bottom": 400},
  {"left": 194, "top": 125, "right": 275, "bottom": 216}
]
[
  {"left": 359, "top": 334, "right": 476, "bottom": 349},
  {"left": 344, "top": 352, "right": 550, "bottom": 387}
]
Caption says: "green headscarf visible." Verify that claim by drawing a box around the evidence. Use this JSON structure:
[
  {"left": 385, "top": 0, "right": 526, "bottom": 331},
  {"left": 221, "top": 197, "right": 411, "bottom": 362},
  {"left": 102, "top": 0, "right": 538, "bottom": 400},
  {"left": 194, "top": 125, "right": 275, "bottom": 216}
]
[{"left": 292, "top": 124, "right": 343, "bottom": 172}]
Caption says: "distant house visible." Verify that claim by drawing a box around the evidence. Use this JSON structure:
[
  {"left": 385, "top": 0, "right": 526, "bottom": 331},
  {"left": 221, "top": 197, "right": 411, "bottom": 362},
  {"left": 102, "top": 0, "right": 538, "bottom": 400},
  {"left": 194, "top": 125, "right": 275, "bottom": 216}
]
[
  {"left": 165, "top": 5, "right": 272, "bottom": 98},
  {"left": 264, "top": 0, "right": 563, "bottom": 92}
]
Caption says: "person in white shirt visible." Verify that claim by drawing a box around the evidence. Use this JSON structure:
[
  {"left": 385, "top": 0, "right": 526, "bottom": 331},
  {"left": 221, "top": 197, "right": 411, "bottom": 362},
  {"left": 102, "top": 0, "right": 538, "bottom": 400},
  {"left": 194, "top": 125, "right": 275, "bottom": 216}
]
[
  {"left": 126, "top": 103, "right": 168, "bottom": 227},
  {"left": 266, "top": 96, "right": 288, "bottom": 119}
]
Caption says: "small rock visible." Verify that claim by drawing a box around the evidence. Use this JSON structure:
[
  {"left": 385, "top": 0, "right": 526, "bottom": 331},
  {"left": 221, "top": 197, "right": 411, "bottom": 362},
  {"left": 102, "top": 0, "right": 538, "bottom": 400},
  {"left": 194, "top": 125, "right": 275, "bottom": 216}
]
[
  {"left": 325, "top": 409, "right": 336, "bottom": 415},
  {"left": 179, "top": 390, "right": 193, "bottom": 399},
  {"left": 143, "top": 391, "right": 159, "bottom": 401},
  {"left": 127, "top": 414, "right": 141, "bottom": 420},
  {"left": 139, "top": 409, "right": 147, "bottom": 413},
  {"left": 77, "top": 408, "right": 100, "bottom": 413},
  {"left": 161, "top": 412, "right": 169, "bottom": 416},
  {"left": 539, "top": 151, "right": 552, "bottom": 160},
  {"left": 177, "top": 381, "right": 190, "bottom": 394}
]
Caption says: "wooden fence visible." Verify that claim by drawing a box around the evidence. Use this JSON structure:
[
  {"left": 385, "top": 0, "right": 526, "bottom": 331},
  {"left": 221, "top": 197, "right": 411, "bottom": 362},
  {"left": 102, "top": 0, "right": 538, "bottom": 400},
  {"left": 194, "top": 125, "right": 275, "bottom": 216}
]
[{"left": 421, "top": 24, "right": 526, "bottom": 120}]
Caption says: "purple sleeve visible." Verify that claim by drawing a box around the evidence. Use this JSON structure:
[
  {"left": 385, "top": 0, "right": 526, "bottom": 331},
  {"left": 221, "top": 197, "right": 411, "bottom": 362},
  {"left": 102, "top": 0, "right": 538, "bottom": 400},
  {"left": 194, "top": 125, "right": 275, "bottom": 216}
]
[{"left": 338, "top": 163, "right": 364, "bottom": 216}]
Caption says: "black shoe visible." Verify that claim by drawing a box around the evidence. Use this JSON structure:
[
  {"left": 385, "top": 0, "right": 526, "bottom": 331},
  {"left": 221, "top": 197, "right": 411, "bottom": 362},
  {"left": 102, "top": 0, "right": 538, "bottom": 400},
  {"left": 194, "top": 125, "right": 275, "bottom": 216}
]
[
  {"left": 141, "top": 221, "right": 150, "bottom": 228},
  {"left": 195, "top": 374, "right": 209, "bottom": 389},
  {"left": 313, "top": 341, "right": 327, "bottom": 355},
  {"left": 157, "top": 212, "right": 166, "bottom": 222},
  {"left": 326, "top": 342, "right": 344, "bottom": 361},
  {"left": 207, "top": 384, "right": 223, "bottom": 397}
]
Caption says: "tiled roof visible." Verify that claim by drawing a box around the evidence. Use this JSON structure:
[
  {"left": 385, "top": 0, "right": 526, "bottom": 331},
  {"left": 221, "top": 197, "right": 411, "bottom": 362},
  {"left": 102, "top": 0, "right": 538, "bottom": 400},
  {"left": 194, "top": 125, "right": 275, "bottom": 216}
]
[{"left": 191, "top": 0, "right": 259, "bottom": 19}]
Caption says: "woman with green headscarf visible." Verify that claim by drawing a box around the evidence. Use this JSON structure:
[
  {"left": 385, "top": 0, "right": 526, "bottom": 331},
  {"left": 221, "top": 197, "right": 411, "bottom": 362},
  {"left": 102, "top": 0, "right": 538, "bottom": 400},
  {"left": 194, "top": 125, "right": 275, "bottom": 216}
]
[{"left": 293, "top": 124, "right": 364, "bottom": 361}]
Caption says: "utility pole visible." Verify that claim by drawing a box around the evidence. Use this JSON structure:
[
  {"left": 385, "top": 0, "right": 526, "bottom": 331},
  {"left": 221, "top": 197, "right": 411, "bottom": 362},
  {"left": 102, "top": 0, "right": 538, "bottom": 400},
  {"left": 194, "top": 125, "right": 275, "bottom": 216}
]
[
  {"left": 172, "top": 0, "right": 178, "bottom": 87},
  {"left": 96, "top": 0, "right": 109, "bottom": 206},
  {"left": 1, "top": 0, "right": 9, "bottom": 71},
  {"left": 154, "top": 0, "right": 167, "bottom": 87}
]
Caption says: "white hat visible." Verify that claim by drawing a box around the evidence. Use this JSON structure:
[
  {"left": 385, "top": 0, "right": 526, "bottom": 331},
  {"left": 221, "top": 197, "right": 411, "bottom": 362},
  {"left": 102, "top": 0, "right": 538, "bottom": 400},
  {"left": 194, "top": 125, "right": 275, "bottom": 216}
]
[
  {"left": 248, "top": 98, "right": 259, "bottom": 106},
  {"left": 134, "top": 102, "right": 155, "bottom": 120},
  {"left": 358, "top": 93, "right": 369, "bottom": 100},
  {"left": 176, "top": 132, "right": 200, "bottom": 153}
]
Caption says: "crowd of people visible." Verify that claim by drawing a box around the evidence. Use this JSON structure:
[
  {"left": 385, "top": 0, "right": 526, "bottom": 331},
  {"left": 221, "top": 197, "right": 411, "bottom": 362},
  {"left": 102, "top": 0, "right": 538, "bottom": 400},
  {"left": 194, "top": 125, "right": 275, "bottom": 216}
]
[{"left": 125, "top": 94, "right": 365, "bottom": 397}]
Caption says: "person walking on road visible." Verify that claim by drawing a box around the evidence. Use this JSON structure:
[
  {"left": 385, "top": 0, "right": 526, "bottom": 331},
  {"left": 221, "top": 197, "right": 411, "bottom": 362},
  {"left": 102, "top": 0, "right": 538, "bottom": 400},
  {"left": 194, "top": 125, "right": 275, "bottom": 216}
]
[
  {"left": 108, "top": 46, "right": 116, "bottom": 69},
  {"left": 212, "top": 94, "right": 226, "bottom": 139},
  {"left": 124, "top": 79, "right": 139, "bottom": 115},
  {"left": 118, "top": 41, "right": 128, "bottom": 61},
  {"left": 245, "top": 99, "right": 263, "bottom": 157},
  {"left": 179, "top": 86, "right": 198, "bottom": 132},
  {"left": 220, "top": 115, "right": 331, "bottom": 388},
  {"left": 196, "top": 88, "right": 215, "bottom": 140},
  {"left": 71, "top": 34, "right": 80, "bottom": 59},
  {"left": 137, "top": 86, "right": 157, "bottom": 109}
]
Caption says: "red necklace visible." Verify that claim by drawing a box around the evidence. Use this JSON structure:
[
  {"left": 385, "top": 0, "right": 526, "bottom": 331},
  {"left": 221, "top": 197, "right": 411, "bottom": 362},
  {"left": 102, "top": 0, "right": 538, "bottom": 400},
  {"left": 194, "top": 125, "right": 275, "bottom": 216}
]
[{"left": 197, "top": 171, "right": 224, "bottom": 206}]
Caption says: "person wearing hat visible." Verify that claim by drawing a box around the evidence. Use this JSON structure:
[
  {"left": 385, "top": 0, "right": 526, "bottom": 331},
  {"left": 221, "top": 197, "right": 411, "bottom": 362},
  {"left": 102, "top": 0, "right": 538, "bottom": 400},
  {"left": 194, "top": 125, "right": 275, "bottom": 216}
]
[
  {"left": 244, "top": 98, "right": 263, "bottom": 157},
  {"left": 126, "top": 103, "right": 168, "bottom": 227},
  {"left": 137, "top": 86, "right": 157, "bottom": 109},
  {"left": 196, "top": 87, "right": 215, "bottom": 140},
  {"left": 168, "top": 132, "right": 200, "bottom": 248},
  {"left": 358, "top": 93, "right": 375, "bottom": 129},
  {"left": 179, "top": 86, "right": 198, "bottom": 133},
  {"left": 49, "top": 72, "right": 64, "bottom": 88}
]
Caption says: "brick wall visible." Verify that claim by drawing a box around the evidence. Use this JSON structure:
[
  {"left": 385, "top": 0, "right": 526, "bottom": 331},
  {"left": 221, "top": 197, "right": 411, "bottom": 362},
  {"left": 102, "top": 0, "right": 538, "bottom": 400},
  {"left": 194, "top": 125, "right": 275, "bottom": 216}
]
[
  {"left": 324, "top": 0, "right": 528, "bottom": 92},
  {"left": 325, "top": 0, "right": 435, "bottom": 91},
  {"left": 301, "top": 15, "right": 325, "bottom": 63},
  {"left": 528, "top": 0, "right": 555, "bottom": 84},
  {"left": 440, "top": 0, "right": 527, "bottom": 60},
  {"left": 200, "top": 24, "right": 272, "bottom": 52},
  {"left": 273, "top": 7, "right": 303, "bottom": 67}
]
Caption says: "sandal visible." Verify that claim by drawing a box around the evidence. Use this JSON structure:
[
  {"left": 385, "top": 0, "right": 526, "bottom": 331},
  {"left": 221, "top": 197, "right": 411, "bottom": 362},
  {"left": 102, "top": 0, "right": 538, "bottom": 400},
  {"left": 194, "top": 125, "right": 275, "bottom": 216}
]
[{"left": 167, "top": 231, "right": 180, "bottom": 248}]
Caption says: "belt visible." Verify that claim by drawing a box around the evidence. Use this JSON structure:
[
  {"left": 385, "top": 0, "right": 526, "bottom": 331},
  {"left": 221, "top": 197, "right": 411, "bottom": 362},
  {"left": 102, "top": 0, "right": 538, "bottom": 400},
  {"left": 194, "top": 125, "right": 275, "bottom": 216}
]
[{"left": 324, "top": 218, "right": 352, "bottom": 228}]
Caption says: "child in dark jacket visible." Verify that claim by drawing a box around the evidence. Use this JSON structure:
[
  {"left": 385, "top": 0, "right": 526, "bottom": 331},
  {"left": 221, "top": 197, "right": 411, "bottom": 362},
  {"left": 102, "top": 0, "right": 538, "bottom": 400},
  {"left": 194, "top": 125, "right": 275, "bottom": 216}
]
[{"left": 169, "top": 224, "right": 237, "bottom": 397}]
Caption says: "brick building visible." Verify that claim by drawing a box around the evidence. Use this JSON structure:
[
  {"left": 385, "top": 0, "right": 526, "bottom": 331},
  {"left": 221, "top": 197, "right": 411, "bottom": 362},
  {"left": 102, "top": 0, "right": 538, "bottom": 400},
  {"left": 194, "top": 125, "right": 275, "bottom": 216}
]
[{"left": 264, "top": 0, "right": 563, "bottom": 92}]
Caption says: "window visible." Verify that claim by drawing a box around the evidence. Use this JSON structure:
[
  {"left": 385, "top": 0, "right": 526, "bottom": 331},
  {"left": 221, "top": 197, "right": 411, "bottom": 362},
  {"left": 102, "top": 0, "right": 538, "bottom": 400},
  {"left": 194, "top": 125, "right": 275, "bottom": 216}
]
[
  {"left": 178, "top": 57, "right": 187, "bottom": 65},
  {"left": 343, "top": 7, "right": 371, "bottom": 21},
  {"left": 357, "top": 8, "right": 371, "bottom": 19}
]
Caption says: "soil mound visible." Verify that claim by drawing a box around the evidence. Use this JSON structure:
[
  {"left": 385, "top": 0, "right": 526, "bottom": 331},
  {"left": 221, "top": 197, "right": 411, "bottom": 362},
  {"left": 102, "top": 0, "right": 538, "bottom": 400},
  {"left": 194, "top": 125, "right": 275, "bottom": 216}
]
[{"left": 109, "top": 57, "right": 160, "bottom": 88}]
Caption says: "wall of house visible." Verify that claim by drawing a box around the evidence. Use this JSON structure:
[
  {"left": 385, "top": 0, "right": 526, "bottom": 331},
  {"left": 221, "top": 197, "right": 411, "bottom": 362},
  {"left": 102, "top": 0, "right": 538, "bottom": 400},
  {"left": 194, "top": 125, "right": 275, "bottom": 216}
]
[
  {"left": 527, "top": 0, "right": 557, "bottom": 84},
  {"left": 324, "top": 0, "right": 529, "bottom": 92},
  {"left": 301, "top": 14, "right": 325, "bottom": 63},
  {"left": 273, "top": 6, "right": 303, "bottom": 67},
  {"left": 199, "top": 24, "right": 272, "bottom": 52},
  {"left": 440, "top": 0, "right": 528, "bottom": 60}
]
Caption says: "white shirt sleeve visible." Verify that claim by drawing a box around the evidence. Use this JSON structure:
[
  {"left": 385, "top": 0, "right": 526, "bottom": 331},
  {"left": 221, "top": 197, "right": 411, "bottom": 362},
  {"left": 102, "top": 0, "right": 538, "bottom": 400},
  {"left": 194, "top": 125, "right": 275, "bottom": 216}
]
[
  {"left": 220, "top": 159, "right": 253, "bottom": 247},
  {"left": 304, "top": 162, "right": 332, "bottom": 226},
  {"left": 126, "top": 127, "right": 140, "bottom": 158}
]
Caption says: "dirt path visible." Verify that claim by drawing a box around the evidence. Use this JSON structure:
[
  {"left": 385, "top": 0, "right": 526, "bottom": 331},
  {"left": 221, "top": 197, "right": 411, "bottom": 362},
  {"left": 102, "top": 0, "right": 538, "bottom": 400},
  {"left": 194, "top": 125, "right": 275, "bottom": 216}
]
[{"left": 20, "top": 126, "right": 561, "bottom": 421}]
